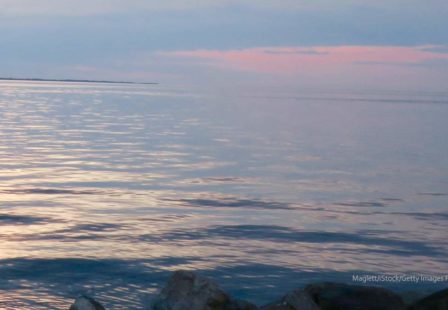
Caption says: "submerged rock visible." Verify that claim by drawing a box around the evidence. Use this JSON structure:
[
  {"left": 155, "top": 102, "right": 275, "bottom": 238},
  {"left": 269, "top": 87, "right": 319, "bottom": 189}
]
[
  {"left": 261, "top": 289, "right": 319, "bottom": 310},
  {"left": 150, "top": 270, "right": 255, "bottom": 310},
  {"left": 408, "top": 288, "right": 448, "bottom": 310},
  {"left": 69, "top": 296, "right": 106, "bottom": 310},
  {"left": 305, "top": 282, "right": 406, "bottom": 310}
]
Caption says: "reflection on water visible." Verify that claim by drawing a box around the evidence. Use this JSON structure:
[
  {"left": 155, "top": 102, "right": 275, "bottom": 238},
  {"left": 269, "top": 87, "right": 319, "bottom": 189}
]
[{"left": 0, "top": 81, "right": 447, "bottom": 308}]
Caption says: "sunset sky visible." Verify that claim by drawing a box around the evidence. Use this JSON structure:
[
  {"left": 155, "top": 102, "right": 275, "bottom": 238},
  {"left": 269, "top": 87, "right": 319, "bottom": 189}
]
[{"left": 1, "top": 0, "right": 448, "bottom": 91}]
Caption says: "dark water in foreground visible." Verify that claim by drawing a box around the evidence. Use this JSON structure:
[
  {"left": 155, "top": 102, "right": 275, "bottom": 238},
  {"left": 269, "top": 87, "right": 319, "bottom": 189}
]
[{"left": 0, "top": 81, "right": 447, "bottom": 309}]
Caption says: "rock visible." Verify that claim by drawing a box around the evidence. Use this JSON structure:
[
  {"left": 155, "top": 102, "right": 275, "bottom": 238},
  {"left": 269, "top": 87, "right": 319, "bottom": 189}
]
[
  {"left": 261, "top": 289, "right": 319, "bottom": 310},
  {"left": 408, "top": 288, "right": 448, "bottom": 310},
  {"left": 400, "top": 291, "right": 428, "bottom": 305},
  {"left": 150, "top": 270, "right": 234, "bottom": 310},
  {"left": 227, "top": 299, "right": 259, "bottom": 310},
  {"left": 69, "top": 296, "right": 106, "bottom": 310},
  {"left": 305, "top": 282, "right": 406, "bottom": 310}
]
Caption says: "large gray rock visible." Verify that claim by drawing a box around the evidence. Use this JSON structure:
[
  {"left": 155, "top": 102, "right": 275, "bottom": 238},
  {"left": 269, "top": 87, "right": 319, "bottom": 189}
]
[
  {"left": 150, "top": 270, "right": 255, "bottom": 310},
  {"left": 408, "top": 288, "right": 448, "bottom": 310},
  {"left": 305, "top": 282, "right": 406, "bottom": 310},
  {"left": 261, "top": 289, "right": 319, "bottom": 310},
  {"left": 69, "top": 296, "right": 106, "bottom": 310}
]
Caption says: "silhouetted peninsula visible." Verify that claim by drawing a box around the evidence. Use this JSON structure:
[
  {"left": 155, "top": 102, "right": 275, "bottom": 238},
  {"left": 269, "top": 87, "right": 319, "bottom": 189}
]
[{"left": 0, "top": 77, "right": 157, "bottom": 85}]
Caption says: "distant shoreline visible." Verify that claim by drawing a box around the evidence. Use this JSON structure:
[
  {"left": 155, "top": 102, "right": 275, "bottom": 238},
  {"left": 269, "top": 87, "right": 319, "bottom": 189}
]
[{"left": 0, "top": 77, "right": 158, "bottom": 85}]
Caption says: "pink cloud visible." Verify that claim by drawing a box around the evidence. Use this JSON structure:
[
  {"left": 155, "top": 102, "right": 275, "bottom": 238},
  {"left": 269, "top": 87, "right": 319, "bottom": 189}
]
[{"left": 161, "top": 46, "right": 448, "bottom": 75}]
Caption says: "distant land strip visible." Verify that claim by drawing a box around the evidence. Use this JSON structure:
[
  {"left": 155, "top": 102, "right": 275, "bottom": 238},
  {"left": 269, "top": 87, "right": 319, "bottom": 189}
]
[{"left": 0, "top": 77, "right": 158, "bottom": 85}]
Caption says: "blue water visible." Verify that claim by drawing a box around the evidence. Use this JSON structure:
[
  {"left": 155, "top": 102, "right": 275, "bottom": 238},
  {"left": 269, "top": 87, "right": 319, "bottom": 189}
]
[{"left": 0, "top": 81, "right": 447, "bottom": 309}]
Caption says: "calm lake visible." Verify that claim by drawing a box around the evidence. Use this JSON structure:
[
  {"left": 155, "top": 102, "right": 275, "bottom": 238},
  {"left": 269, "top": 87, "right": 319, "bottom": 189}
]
[{"left": 0, "top": 81, "right": 447, "bottom": 309}]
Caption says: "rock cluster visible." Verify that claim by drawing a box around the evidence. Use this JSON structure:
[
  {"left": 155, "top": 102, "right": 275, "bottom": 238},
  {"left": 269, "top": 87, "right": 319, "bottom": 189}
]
[{"left": 69, "top": 271, "right": 448, "bottom": 310}]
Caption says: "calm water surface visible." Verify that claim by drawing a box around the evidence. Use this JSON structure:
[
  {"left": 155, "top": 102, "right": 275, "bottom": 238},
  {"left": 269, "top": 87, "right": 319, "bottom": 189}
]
[{"left": 0, "top": 81, "right": 447, "bottom": 309}]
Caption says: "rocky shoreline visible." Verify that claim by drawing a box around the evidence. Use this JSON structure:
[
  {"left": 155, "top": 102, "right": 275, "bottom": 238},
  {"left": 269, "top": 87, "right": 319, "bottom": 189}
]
[{"left": 70, "top": 270, "right": 448, "bottom": 310}]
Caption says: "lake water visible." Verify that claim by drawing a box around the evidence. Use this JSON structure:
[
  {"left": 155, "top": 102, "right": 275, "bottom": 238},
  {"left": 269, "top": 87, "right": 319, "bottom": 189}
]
[{"left": 0, "top": 81, "right": 447, "bottom": 309}]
